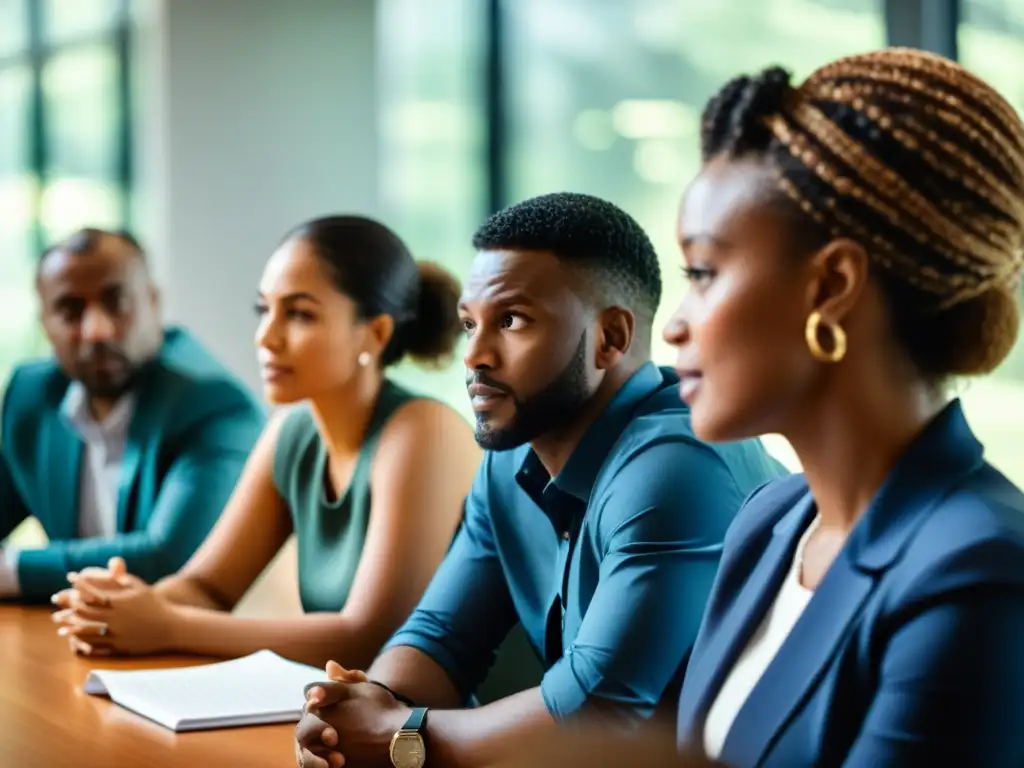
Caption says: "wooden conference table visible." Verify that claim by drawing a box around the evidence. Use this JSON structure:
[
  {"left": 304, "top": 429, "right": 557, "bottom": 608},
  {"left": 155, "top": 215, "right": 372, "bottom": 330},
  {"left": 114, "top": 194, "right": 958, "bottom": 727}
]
[{"left": 0, "top": 605, "right": 296, "bottom": 767}]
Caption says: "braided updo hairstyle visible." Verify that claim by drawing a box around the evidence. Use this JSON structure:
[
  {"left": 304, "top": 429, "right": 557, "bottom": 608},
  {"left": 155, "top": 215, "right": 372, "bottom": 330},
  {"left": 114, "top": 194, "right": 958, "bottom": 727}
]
[{"left": 700, "top": 48, "right": 1024, "bottom": 378}]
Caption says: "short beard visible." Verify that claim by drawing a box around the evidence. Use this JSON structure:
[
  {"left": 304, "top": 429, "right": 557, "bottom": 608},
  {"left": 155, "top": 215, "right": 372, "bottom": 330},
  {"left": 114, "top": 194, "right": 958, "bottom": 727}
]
[
  {"left": 82, "top": 376, "right": 134, "bottom": 401},
  {"left": 474, "top": 331, "right": 592, "bottom": 451},
  {"left": 75, "top": 345, "right": 136, "bottom": 401}
]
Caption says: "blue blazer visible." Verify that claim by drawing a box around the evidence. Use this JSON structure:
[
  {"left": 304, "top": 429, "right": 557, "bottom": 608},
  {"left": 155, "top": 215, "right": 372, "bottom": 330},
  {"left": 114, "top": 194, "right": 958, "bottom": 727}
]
[
  {"left": 676, "top": 401, "right": 1024, "bottom": 767},
  {"left": 0, "top": 327, "right": 265, "bottom": 601}
]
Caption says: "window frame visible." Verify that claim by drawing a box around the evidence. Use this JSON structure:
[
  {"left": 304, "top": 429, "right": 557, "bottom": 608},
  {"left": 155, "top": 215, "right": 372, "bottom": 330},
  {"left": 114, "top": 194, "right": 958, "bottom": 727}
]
[{"left": 0, "top": 0, "right": 132, "bottom": 256}]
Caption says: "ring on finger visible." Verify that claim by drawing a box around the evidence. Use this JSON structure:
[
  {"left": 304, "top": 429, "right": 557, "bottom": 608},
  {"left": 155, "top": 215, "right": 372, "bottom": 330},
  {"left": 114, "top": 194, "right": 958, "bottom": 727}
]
[{"left": 98, "top": 624, "right": 108, "bottom": 637}]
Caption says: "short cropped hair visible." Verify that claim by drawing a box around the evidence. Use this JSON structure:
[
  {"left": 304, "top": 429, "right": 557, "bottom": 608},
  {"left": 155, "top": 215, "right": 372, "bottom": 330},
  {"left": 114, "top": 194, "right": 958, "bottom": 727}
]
[
  {"left": 38, "top": 227, "right": 146, "bottom": 274},
  {"left": 471, "top": 192, "right": 663, "bottom": 327}
]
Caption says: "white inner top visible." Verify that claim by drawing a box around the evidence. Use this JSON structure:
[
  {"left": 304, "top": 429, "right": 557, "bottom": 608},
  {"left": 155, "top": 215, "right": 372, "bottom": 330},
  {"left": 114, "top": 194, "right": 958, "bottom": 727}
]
[{"left": 702, "top": 516, "right": 820, "bottom": 760}]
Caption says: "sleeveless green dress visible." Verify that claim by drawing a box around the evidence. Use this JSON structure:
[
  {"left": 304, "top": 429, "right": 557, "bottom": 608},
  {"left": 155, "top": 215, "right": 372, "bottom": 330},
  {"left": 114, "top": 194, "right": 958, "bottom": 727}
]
[{"left": 272, "top": 380, "right": 416, "bottom": 613}]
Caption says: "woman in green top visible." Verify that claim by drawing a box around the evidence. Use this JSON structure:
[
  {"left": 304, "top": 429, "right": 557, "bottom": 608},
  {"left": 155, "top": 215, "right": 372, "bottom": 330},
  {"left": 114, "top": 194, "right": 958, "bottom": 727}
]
[{"left": 52, "top": 216, "right": 481, "bottom": 669}]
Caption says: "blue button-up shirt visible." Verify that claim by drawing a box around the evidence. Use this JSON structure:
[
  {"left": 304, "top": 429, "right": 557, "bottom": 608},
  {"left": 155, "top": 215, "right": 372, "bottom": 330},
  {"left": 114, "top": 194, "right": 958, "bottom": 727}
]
[{"left": 386, "top": 363, "right": 787, "bottom": 720}]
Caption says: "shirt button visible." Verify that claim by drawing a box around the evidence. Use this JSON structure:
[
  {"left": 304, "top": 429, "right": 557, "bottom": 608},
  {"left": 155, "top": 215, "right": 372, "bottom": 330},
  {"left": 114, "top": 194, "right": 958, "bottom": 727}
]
[{"left": 561, "top": 531, "right": 570, "bottom": 541}]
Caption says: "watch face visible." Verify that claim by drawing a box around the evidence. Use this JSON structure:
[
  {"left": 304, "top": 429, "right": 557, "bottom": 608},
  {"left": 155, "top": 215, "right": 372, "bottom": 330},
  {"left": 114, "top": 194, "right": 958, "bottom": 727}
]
[{"left": 391, "top": 733, "right": 426, "bottom": 768}]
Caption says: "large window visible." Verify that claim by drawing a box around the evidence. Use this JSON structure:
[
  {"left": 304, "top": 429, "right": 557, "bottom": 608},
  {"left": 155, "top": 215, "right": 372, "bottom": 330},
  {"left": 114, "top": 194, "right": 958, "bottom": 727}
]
[
  {"left": 378, "top": 0, "right": 486, "bottom": 411},
  {"left": 379, "top": 0, "right": 1024, "bottom": 484},
  {"left": 0, "top": 0, "right": 130, "bottom": 386},
  {"left": 381, "top": 0, "right": 885, "bottom": 444},
  {"left": 503, "top": 0, "right": 885, "bottom": 372},
  {"left": 958, "top": 0, "right": 1024, "bottom": 486},
  {"left": 499, "top": 0, "right": 885, "bottom": 468}
]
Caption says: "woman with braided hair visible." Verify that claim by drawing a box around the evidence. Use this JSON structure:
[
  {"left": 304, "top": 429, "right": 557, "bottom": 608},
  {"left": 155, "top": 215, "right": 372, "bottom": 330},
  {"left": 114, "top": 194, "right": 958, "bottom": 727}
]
[{"left": 661, "top": 48, "right": 1024, "bottom": 766}]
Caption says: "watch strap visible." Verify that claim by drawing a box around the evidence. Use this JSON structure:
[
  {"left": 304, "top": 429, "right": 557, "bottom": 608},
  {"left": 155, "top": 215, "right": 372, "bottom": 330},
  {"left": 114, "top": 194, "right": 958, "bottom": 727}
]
[{"left": 402, "top": 707, "right": 428, "bottom": 732}]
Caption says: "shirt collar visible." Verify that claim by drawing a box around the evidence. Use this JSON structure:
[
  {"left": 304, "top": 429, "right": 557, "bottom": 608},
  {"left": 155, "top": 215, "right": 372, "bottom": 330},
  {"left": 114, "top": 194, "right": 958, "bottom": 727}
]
[
  {"left": 60, "top": 381, "right": 137, "bottom": 439},
  {"left": 516, "top": 362, "right": 669, "bottom": 505}
]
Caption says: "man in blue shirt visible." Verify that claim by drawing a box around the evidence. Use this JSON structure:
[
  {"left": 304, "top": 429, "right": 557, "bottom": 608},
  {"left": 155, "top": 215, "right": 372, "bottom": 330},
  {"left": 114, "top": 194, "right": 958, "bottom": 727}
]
[{"left": 295, "top": 193, "right": 785, "bottom": 768}]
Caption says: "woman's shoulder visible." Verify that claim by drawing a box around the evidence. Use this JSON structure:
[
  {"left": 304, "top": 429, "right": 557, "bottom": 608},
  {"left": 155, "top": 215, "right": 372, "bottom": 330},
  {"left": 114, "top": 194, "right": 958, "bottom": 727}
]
[
  {"left": 269, "top": 404, "right": 320, "bottom": 488},
  {"left": 375, "top": 389, "right": 471, "bottom": 445},
  {"left": 892, "top": 463, "right": 1024, "bottom": 596},
  {"left": 271, "top": 403, "right": 318, "bottom": 448},
  {"left": 936, "top": 461, "right": 1024, "bottom": 534},
  {"left": 370, "top": 388, "right": 476, "bottom": 473}
]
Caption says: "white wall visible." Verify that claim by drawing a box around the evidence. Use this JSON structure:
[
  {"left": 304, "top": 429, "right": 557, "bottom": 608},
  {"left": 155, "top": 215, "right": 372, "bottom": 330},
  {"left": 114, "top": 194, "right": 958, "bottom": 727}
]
[
  {"left": 126, "top": 0, "right": 381, "bottom": 615},
  {"left": 132, "top": 0, "right": 380, "bottom": 392}
]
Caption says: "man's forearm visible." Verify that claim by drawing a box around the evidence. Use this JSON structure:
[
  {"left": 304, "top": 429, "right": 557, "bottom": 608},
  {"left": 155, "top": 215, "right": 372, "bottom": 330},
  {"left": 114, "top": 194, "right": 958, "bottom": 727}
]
[
  {"left": 421, "top": 687, "right": 556, "bottom": 768},
  {"left": 366, "top": 648, "right": 558, "bottom": 767},
  {"left": 17, "top": 532, "right": 180, "bottom": 601},
  {"left": 484, "top": 718, "right": 700, "bottom": 768},
  {"left": 368, "top": 645, "right": 464, "bottom": 709}
]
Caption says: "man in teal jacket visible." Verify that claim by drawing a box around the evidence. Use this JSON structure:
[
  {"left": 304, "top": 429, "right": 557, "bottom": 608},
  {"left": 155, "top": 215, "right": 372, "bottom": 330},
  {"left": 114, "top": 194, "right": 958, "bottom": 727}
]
[{"left": 0, "top": 228, "right": 265, "bottom": 602}]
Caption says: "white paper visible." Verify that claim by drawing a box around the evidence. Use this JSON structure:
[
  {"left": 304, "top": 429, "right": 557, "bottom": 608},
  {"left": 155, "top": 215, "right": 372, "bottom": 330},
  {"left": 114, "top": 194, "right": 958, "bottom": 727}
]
[{"left": 83, "top": 650, "right": 325, "bottom": 732}]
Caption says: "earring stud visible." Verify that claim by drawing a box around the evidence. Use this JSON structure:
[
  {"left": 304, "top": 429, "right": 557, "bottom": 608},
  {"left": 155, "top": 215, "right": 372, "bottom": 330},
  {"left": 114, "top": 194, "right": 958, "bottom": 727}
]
[{"left": 357, "top": 351, "right": 371, "bottom": 367}]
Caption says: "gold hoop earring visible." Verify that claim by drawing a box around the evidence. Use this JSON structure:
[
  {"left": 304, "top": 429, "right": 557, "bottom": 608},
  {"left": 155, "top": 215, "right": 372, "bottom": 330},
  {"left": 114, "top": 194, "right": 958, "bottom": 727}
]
[{"left": 805, "top": 310, "right": 847, "bottom": 363}]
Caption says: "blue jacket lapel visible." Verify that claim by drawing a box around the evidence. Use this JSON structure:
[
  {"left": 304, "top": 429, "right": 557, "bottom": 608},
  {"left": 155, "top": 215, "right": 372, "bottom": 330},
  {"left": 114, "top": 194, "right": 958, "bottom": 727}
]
[
  {"left": 715, "top": 401, "right": 984, "bottom": 766},
  {"left": 677, "top": 492, "right": 816, "bottom": 738},
  {"left": 718, "top": 545, "right": 875, "bottom": 767}
]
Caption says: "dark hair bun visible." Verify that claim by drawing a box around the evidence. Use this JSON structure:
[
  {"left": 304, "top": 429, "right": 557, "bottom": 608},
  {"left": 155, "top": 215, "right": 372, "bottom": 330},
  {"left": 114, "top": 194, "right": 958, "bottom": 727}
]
[
  {"left": 887, "top": 282, "right": 1021, "bottom": 378},
  {"left": 402, "top": 261, "right": 463, "bottom": 366},
  {"left": 701, "top": 66, "right": 793, "bottom": 160},
  {"left": 932, "top": 287, "right": 1020, "bottom": 376}
]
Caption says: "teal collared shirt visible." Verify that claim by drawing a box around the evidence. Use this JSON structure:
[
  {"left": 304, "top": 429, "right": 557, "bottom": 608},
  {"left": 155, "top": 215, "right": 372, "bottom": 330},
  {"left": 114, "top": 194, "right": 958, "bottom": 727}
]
[
  {"left": 60, "top": 382, "right": 137, "bottom": 539},
  {"left": 386, "top": 362, "right": 787, "bottom": 719}
]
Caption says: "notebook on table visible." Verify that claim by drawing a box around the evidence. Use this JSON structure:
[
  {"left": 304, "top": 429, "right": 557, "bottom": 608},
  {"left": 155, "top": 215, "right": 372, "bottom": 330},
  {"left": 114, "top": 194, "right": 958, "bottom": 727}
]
[{"left": 83, "top": 650, "right": 325, "bottom": 732}]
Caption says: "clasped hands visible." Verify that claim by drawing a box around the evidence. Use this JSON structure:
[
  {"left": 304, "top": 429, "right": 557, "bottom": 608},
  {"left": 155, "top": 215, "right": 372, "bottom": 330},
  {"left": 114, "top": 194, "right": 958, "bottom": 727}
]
[
  {"left": 50, "top": 556, "right": 173, "bottom": 656},
  {"left": 296, "top": 661, "right": 412, "bottom": 768},
  {"left": 49, "top": 559, "right": 413, "bottom": 767}
]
